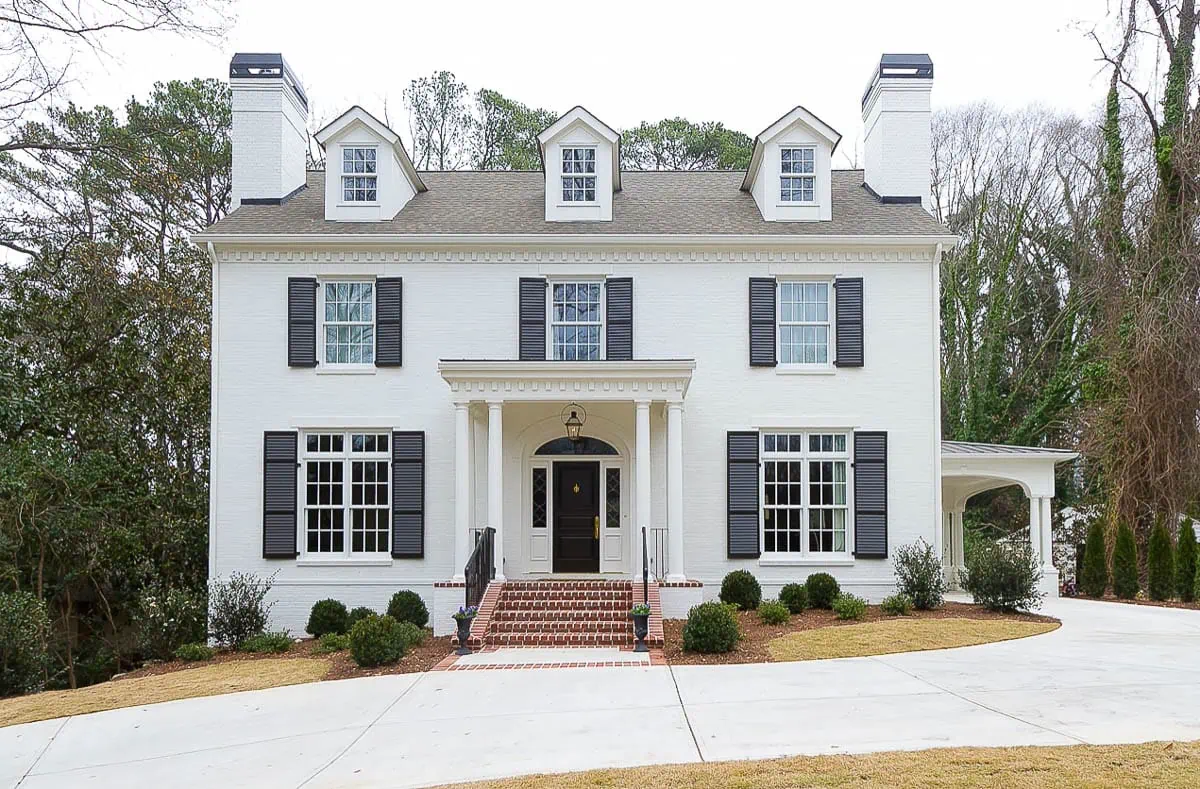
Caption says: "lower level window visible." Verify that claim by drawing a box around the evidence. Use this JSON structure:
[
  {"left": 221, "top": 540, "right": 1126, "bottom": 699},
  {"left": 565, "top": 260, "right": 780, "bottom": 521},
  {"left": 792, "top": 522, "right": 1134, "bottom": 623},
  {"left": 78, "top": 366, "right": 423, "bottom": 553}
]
[
  {"left": 762, "top": 431, "right": 849, "bottom": 554},
  {"left": 303, "top": 431, "right": 390, "bottom": 555}
]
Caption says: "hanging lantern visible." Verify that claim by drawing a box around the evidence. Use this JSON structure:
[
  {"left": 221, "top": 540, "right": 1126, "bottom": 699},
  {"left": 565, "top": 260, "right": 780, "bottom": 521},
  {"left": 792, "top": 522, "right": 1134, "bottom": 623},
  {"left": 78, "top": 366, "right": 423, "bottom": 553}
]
[{"left": 561, "top": 402, "right": 586, "bottom": 442}]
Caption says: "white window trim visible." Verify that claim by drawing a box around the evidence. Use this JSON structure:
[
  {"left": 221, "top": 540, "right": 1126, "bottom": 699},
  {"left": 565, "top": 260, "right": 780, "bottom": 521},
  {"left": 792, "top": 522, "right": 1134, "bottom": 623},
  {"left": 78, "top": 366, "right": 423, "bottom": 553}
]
[
  {"left": 778, "top": 145, "right": 817, "bottom": 206},
  {"left": 318, "top": 278, "right": 377, "bottom": 369},
  {"left": 298, "top": 430, "right": 394, "bottom": 561},
  {"left": 546, "top": 277, "right": 606, "bottom": 361},
  {"left": 758, "top": 430, "right": 854, "bottom": 563},
  {"left": 777, "top": 278, "right": 835, "bottom": 370},
  {"left": 339, "top": 144, "right": 380, "bottom": 206},
  {"left": 559, "top": 146, "right": 598, "bottom": 205}
]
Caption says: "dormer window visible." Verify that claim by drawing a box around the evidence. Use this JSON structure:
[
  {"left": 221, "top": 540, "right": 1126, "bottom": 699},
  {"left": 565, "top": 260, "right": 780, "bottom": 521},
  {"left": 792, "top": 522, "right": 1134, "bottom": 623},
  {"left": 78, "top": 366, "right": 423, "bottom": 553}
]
[
  {"left": 341, "top": 146, "right": 377, "bottom": 202},
  {"left": 561, "top": 147, "right": 596, "bottom": 202},
  {"left": 780, "top": 147, "right": 815, "bottom": 202}
]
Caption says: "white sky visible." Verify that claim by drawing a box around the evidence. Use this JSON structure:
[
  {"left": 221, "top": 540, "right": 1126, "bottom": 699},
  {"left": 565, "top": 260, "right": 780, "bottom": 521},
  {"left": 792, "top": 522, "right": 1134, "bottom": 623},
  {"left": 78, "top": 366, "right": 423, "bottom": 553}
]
[{"left": 68, "top": 0, "right": 1120, "bottom": 167}]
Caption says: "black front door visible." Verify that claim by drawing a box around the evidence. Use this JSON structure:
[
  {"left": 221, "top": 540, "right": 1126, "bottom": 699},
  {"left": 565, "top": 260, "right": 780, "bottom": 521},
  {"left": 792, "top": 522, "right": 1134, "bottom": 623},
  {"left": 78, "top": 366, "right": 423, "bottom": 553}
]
[{"left": 553, "top": 461, "right": 600, "bottom": 572}]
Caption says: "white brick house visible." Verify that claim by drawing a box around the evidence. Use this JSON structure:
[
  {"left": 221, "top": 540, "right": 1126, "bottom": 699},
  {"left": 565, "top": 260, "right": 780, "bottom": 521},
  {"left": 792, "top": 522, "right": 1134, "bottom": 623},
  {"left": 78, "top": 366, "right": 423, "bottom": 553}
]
[{"left": 195, "top": 53, "right": 1072, "bottom": 638}]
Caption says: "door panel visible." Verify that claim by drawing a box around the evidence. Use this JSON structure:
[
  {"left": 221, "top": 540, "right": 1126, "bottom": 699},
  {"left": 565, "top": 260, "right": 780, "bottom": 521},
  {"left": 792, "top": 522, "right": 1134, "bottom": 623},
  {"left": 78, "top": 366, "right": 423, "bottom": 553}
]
[{"left": 553, "top": 461, "right": 599, "bottom": 573}]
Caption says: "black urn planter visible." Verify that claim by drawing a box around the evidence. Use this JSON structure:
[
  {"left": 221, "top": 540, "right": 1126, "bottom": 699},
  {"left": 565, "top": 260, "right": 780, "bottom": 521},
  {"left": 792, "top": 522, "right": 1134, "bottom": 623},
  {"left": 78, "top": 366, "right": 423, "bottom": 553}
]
[
  {"left": 631, "top": 613, "right": 650, "bottom": 653},
  {"left": 454, "top": 617, "right": 475, "bottom": 656}
]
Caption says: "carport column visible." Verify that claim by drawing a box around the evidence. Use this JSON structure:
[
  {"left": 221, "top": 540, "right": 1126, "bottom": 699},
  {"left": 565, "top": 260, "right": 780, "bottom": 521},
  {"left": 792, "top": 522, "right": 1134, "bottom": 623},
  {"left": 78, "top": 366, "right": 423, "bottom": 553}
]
[
  {"left": 635, "top": 400, "right": 652, "bottom": 548},
  {"left": 487, "top": 400, "right": 505, "bottom": 580},
  {"left": 453, "top": 401, "right": 471, "bottom": 581},
  {"left": 1028, "top": 495, "right": 1044, "bottom": 566},
  {"left": 1039, "top": 496, "right": 1054, "bottom": 570},
  {"left": 951, "top": 509, "right": 966, "bottom": 587},
  {"left": 666, "top": 401, "right": 685, "bottom": 582}
]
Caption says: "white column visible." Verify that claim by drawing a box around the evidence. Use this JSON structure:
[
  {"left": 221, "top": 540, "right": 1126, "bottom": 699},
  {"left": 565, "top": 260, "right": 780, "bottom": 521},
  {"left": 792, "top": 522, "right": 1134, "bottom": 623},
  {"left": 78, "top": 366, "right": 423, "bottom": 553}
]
[
  {"left": 452, "top": 402, "right": 471, "bottom": 581},
  {"left": 1028, "top": 496, "right": 1040, "bottom": 564},
  {"left": 666, "top": 401, "right": 685, "bottom": 582},
  {"left": 635, "top": 400, "right": 652, "bottom": 549},
  {"left": 952, "top": 509, "right": 965, "bottom": 584},
  {"left": 1039, "top": 496, "right": 1053, "bottom": 569},
  {"left": 487, "top": 400, "right": 505, "bottom": 580}
]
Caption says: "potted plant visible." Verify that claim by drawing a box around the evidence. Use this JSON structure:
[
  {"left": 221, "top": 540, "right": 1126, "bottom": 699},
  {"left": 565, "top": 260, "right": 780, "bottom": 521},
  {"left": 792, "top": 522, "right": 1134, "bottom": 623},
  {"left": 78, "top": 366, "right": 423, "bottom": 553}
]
[
  {"left": 630, "top": 603, "right": 651, "bottom": 653},
  {"left": 452, "top": 606, "right": 478, "bottom": 655}
]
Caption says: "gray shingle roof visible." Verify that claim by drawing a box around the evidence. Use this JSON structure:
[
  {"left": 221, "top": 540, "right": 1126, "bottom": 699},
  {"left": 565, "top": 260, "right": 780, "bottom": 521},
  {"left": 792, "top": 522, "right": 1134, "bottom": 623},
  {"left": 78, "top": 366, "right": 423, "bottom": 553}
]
[{"left": 204, "top": 169, "right": 950, "bottom": 237}]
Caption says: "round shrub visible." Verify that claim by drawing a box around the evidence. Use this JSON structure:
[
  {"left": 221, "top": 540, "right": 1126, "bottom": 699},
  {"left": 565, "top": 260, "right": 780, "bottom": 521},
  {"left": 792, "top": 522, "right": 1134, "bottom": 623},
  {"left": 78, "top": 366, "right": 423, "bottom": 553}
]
[
  {"left": 174, "top": 642, "right": 215, "bottom": 662},
  {"left": 892, "top": 538, "right": 948, "bottom": 609},
  {"left": 682, "top": 602, "right": 740, "bottom": 654},
  {"left": 314, "top": 632, "right": 350, "bottom": 654},
  {"left": 239, "top": 631, "right": 293, "bottom": 654},
  {"left": 779, "top": 583, "right": 808, "bottom": 614},
  {"left": 396, "top": 621, "right": 427, "bottom": 649},
  {"left": 719, "top": 570, "right": 762, "bottom": 611},
  {"left": 962, "top": 541, "right": 1044, "bottom": 612},
  {"left": 134, "top": 583, "right": 207, "bottom": 661},
  {"left": 0, "top": 591, "right": 50, "bottom": 696},
  {"left": 832, "top": 593, "right": 867, "bottom": 621},
  {"left": 348, "top": 606, "right": 375, "bottom": 628},
  {"left": 1078, "top": 520, "right": 1109, "bottom": 598},
  {"left": 306, "top": 599, "right": 349, "bottom": 637},
  {"left": 386, "top": 591, "right": 429, "bottom": 628},
  {"left": 348, "top": 614, "right": 407, "bottom": 667},
  {"left": 209, "top": 571, "right": 276, "bottom": 648},
  {"left": 805, "top": 573, "right": 840, "bottom": 609},
  {"left": 1147, "top": 519, "right": 1175, "bottom": 601},
  {"left": 757, "top": 599, "right": 790, "bottom": 625},
  {"left": 1112, "top": 523, "right": 1139, "bottom": 599},
  {"left": 880, "top": 593, "right": 914, "bottom": 616}
]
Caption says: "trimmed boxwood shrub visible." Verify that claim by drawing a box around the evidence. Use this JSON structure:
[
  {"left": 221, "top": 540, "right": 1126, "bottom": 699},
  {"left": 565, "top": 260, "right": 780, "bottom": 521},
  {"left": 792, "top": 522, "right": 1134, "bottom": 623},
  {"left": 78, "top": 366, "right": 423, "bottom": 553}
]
[
  {"left": 349, "top": 614, "right": 407, "bottom": 667},
  {"left": 396, "top": 621, "right": 426, "bottom": 649},
  {"left": 757, "top": 599, "right": 790, "bottom": 625},
  {"left": 1177, "top": 518, "right": 1197, "bottom": 603},
  {"left": 719, "top": 570, "right": 762, "bottom": 611},
  {"left": 682, "top": 602, "right": 740, "bottom": 653},
  {"left": 386, "top": 591, "right": 429, "bottom": 629},
  {"left": 1147, "top": 519, "right": 1175, "bottom": 601},
  {"left": 174, "top": 642, "right": 215, "bottom": 662},
  {"left": 892, "top": 538, "right": 947, "bottom": 609},
  {"left": 0, "top": 591, "right": 50, "bottom": 696},
  {"left": 1112, "top": 522, "right": 1139, "bottom": 599},
  {"left": 347, "top": 606, "right": 375, "bottom": 628},
  {"left": 880, "top": 593, "right": 914, "bottom": 616},
  {"left": 1078, "top": 520, "right": 1109, "bottom": 598},
  {"left": 779, "top": 583, "right": 808, "bottom": 614},
  {"left": 832, "top": 593, "right": 867, "bottom": 620},
  {"left": 306, "top": 599, "right": 349, "bottom": 637},
  {"left": 239, "top": 631, "right": 293, "bottom": 654},
  {"left": 805, "top": 573, "right": 840, "bottom": 609},
  {"left": 962, "top": 541, "right": 1043, "bottom": 612},
  {"left": 315, "top": 632, "right": 350, "bottom": 654}
]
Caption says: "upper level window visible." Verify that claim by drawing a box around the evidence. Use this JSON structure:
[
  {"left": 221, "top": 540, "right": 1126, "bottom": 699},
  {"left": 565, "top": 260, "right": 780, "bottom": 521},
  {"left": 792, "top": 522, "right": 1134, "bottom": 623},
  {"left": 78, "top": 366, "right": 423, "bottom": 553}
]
[
  {"left": 761, "top": 431, "right": 848, "bottom": 555},
  {"left": 778, "top": 281, "right": 830, "bottom": 365},
  {"left": 551, "top": 281, "right": 602, "bottom": 360},
  {"left": 561, "top": 148, "right": 596, "bottom": 202},
  {"left": 322, "top": 281, "right": 374, "bottom": 365},
  {"left": 342, "top": 147, "right": 377, "bottom": 202},
  {"left": 303, "top": 431, "right": 390, "bottom": 555},
  {"left": 780, "top": 147, "right": 815, "bottom": 202}
]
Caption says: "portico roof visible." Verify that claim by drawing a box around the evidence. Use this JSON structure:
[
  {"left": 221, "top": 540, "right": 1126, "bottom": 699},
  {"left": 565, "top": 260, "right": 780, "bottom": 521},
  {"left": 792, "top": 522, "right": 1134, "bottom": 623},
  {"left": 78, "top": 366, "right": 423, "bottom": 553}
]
[
  {"left": 437, "top": 359, "right": 695, "bottom": 402},
  {"left": 941, "top": 440, "right": 1077, "bottom": 506}
]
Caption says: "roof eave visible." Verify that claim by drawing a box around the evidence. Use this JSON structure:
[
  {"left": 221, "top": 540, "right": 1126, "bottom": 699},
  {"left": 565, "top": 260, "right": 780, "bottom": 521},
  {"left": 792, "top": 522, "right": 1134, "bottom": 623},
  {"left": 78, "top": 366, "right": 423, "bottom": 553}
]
[{"left": 192, "top": 231, "right": 959, "bottom": 247}]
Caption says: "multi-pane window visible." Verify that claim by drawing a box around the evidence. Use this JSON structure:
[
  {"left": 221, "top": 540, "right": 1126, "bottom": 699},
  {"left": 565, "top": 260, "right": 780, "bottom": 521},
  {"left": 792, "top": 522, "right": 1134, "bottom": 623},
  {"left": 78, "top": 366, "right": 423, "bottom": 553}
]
[
  {"left": 761, "top": 432, "right": 849, "bottom": 554},
  {"left": 303, "top": 431, "right": 390, "bottom": 555},
  {"left": 322, "top": 282, "right": 374, "bottom": 365},
  {"left": 551, "top": 281, "right": 602, "bottom": 360},
  {"left": 778, "top": 281, "right": 831, "bottom": 365},
  {"left": 342, "top": 147, "right": 377, "bottom": 202},
  {"left": 780, "top": 147, "right": 815, "bottom": 202},
  {"left": 532, "top": 467, "right": 547, "bottom": 528},
  {"left": 561, "top": 148, "right": 596, "bottom": 202}
]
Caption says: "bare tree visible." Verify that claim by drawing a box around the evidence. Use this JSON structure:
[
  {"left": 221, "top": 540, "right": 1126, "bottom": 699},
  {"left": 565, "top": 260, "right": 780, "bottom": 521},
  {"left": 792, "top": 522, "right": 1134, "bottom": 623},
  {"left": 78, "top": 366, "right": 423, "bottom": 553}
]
[{"left": 402, "top": 70, "right": 470, "bottom": 170}]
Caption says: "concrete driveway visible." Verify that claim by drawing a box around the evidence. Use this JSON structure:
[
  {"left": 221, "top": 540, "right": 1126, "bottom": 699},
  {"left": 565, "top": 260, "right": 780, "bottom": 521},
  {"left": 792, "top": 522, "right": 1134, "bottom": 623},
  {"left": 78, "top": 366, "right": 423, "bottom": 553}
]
[{"left": 4, "top": 596, "right": 1200, "bottom": 788}]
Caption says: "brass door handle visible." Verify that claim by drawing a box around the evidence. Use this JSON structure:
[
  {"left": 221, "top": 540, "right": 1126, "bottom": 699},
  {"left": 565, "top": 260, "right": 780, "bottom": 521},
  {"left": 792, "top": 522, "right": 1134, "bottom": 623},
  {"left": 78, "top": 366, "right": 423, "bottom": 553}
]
[{"left": 594, "top": 516, "right": 600, "bottom": 539}]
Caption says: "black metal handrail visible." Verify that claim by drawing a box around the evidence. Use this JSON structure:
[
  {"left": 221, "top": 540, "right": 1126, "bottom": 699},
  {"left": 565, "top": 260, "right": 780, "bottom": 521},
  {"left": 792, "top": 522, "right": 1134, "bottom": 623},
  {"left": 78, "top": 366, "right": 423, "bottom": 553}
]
[
  {"left": 641, "top": 526, "right": 649, "bottom": 607},
  {"left": 465, "top": 527, "right": 495, "bottom": 609},
  {"left": 648, "top": 527, "right": 669, "bottom": 581}
]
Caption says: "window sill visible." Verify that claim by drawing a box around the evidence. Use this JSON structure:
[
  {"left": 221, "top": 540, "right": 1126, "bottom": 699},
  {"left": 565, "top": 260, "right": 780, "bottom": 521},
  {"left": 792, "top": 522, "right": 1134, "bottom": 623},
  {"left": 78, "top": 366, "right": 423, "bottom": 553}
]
[
  {"left": 296, "top": 557, "right": 394, "bottom": 567},
  {"left": 775, "top": 202, "right": 819, "bottom": 208},
  {"left": 776, "top": 365, "right": 835, "bottom": 376},
  {"left": 758, "top": 556, "right": 855, "bottom": 567},
  {"left": 556, "top": 203, "right": 599, "bottom": 208},
  {"left": 315, "top": 366, "right": 377, "bottom": 376},
  {"left": 336, "top": 202, "right": 380, "bottom": 208}
]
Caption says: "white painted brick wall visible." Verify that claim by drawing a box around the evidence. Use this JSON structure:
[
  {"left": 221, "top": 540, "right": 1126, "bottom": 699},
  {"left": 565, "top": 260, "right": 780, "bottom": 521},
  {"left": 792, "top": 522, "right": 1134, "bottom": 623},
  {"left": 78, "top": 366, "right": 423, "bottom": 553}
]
[
  {"left": 230, "top": 78, "right": 307, "bottom": 209},
  {"left": 862, "top": 78, "right": 933, "bottom": 210}
]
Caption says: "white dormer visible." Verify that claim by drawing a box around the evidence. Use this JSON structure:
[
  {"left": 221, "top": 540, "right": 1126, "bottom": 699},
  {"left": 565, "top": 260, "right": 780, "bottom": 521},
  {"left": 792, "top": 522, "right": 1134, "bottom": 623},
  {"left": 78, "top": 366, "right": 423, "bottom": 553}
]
[
  {"left": 314, "top": 106, "right": 426, "bottom": 222},
  {"left": 537, "top": 106, "right": 621, "bottom": 222},
  {"left": 741, "top": 106, "right": 841, "bottom": 222}
]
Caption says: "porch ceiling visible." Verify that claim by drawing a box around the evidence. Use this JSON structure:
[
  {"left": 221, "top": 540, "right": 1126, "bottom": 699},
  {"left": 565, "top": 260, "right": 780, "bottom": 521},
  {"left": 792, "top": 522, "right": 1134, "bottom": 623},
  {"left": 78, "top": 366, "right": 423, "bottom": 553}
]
[{"left": 437, "top": 359, "right": 696, "bottom": 402}]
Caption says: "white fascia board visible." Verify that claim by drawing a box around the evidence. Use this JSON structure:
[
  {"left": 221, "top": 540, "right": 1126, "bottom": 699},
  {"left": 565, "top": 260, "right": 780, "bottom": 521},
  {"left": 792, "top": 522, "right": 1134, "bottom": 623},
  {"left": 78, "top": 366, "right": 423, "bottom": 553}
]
[{"left": 192, "top": 232, "right": 960, "bottom": 247}]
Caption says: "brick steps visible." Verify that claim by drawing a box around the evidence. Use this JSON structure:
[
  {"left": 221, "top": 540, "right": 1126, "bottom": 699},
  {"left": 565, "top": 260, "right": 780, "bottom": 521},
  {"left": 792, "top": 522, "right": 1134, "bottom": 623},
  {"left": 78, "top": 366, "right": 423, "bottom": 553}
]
[{"left": 481, "top": 579, "right": 636, "bottom": 647}]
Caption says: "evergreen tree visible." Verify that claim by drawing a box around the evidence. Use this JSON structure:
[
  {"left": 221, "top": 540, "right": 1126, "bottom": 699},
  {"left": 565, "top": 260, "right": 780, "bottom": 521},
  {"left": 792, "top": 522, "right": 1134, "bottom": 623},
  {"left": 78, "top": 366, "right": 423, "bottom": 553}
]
[
  {"left": 1176, "top": 518, "right": 1197, "bottom": 603},
  {"left": 1112, "top": 523, "right": 1139, "bottom": 599},
  {"left": 1147, "top": 518, "right": 1175, "bottom": 601},
  {"left": 1079, "top": 520, "right": 1109, "bottom": 597}
]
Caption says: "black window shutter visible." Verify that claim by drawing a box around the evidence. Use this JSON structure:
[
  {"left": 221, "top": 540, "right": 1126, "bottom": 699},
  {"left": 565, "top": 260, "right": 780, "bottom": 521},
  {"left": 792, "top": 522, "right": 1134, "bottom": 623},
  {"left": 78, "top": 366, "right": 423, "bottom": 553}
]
[
  {"left": 375, "top": 277, "right": 403, "bottom": 367},
  {"left": 605, "top": 277, "right": 633, "bottom": 360},
  {"left": 287, "top": 278, "right": 317, "bottom": 367},
  {"left": 518, "top": 278, "right": 547, "bottom": 360},
  {"left": 263, "top": 431, "right": 298, "bottom": 558},
  {"left": 392, "top": 431, "right": 425, "bottom": 558},
  {"left": 749, "top": 278, "right": 777, "bottom": 367},
  {"left": 834, "top": 277, "right": 864, "bottom": 367},
  {"left": 727, "top": 431, "right": 761, "bottom": 558},
  {"left": 853, "top": 431, "right": 888, "bottom": 558}
]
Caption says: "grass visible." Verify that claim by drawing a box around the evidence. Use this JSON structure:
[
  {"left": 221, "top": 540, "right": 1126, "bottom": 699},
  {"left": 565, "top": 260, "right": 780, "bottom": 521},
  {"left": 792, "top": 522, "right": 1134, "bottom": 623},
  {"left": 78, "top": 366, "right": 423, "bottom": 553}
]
[
  {"left": 766, "top": 617, "right": 1059, "bottom": 662},
  {"left": 438, "top": 740, "right": 1200, "bottom": 788},
  {"left": 0, "top": 658, "right": 330, "bottom": 728}
]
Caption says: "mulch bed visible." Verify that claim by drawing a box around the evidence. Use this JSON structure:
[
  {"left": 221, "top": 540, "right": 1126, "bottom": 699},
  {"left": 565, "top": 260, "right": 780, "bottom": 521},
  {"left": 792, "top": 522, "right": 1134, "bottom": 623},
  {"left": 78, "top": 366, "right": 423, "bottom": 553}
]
[
  {"left": 118, "top": 634, "right": 455, "bottom": 683},
  {"left": 1081, "top": 594, "right": 1200, "bottom": 611},
  {"left": 662, "top": 602, "right": 1057, "bottom": 666}
]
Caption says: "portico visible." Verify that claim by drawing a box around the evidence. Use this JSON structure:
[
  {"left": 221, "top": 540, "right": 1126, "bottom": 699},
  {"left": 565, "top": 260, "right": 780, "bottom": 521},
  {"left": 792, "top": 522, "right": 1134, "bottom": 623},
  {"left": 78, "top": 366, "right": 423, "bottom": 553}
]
[{"left": 439, "top": 360, "right": 695, "bottom": 582}]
